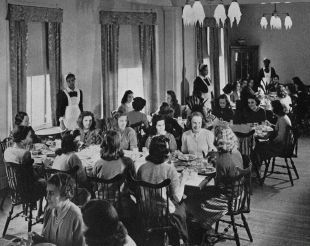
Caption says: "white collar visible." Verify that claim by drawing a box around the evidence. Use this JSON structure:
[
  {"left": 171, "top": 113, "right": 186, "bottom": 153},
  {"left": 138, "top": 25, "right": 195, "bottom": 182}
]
[{"left": 66, "top": 87, "right": 78, "bottom": 93}]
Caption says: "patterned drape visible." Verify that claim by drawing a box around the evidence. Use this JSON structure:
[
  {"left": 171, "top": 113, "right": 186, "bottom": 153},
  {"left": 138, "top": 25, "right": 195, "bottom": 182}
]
[
  {"left": 7, "top": 4, "right": 63, "bottom": 125},
  {"left": 48, "top": 22, "right": 62, "bottom": 126},
  {"left": 196, "top": 24, "right": 208, "bottom": 64},
  {"left": 139, "top": 25, "right": 158, "bottom": 115},
  {"left": 9, "top": 20, "right": 28, "bottom": 118},
  {"left": 209, "top": 27, "right": 220, "bottom": 99},
  {"left": 101, "top": 25, "right": 119, "bottom": 117}
]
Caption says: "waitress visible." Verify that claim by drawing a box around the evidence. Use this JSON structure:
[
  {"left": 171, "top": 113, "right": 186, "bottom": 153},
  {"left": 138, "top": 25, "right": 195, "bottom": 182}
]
[
  {"left": 258, "top": 58, "right": 276, "bottom": 93},
  {"left": 193, "top": 64, "right": 212, "bottom": 109},
  {"left": 57, "top": 73, "right": 83, "bottom": 130}
]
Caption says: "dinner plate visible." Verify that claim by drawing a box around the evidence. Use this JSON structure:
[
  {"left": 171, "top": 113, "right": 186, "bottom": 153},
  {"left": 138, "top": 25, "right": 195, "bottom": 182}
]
[
  {"left": 34, "top": 243, "right": 57, "bottom": 246},
  {"left": 197, "top": 167, "right": 216, "bottom": 176},
  {"left": 177, "top": 154, "right": 196, "bottom": 161}
]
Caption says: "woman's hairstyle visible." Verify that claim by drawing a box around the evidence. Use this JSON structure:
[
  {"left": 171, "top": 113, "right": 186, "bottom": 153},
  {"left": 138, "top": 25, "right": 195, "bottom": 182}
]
[
  {"left": 60, "top": 131, "right": 78, "bottom": 154},
  {"left": 188, "top": 111, "right": 206, "bottom": 129},
  {"left": 14, "top": 112, "right": 28, "bottom": 126},
  {"left": 100, "top": 130, "right": 124, "bottom": 161},
  {"left": 272, "top": 74, "right": 279, "bottom": 80},
  {"left": 111, "top": 111, "right": 130, "bottom": 130},
  {"left": 232, "top": 81, "right": 240, "bottom": 91},
  {"left": 149, "top": 114, "right": 165, "bottom": 135},
  {"left": 214, "top": 125, "right": 239, "bottom": 153},
  {"left": 77, "top": 111, "right": 96, "bottom": 130},
  {"left": 222, "top": 84, "right": 234, "bottom": 94},
  {"left": 132, "top": 97, "right": 146, "bottom": 111},
  {"left": 11, "top": 125, "right": 32, "bottom": 143},
  {"left": 66, "top": 73, "right": 76, "bottom": 81},
  {"left": 276, "top": 85, "right": 288, "bottom": 98},
  {"left": 247, "top": 94, "right": 260, "bottom": 106},
  {"left": 215, "top": 94, "right": 231, "bottom": 109},
  {"left": 271, "top": 100, "right": 285, "bottom": 116},
  {"left": 192, "top": 90, "right": 203, "bottom": 99},
  {"left": 146, "top": 135, "right": 170, "bottom": 164},
  {"left": 47, "top": 173, "right": 75, "bottom": 200},
  {"left": 81, "top": 199, "right": 128, "bottom": 246},
  {"left": 158, "top": 102, "right": 174, "bottom": 117},
  {"left": 167, "top": 90, "right": 178, "bottom": 106},
  {"left": 292, "top": 77, "right": 306, "bottom": 92},
  {"left": 286, "top": 83, "right": 298, "bottom": 95},
  {"left": 121, "top": 90, "right": 134, "bottom": 104},
  {"left": 198, "top": 64, "right": 208, "bottom": 73}
]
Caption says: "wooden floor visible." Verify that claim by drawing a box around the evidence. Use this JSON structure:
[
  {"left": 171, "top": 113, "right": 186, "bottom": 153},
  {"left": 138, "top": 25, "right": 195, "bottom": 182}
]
[{"left": 0, "top": 136, "right": 310, "bottom": 246}]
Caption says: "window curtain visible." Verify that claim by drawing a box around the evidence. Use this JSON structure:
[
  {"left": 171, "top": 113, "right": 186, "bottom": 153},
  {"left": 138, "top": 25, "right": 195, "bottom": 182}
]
[
  {"left": 196, "top": 24, "right": 208, "bottom": 65},
  {"left": 6, "top": 4, "right": 63, "bottom": 124},
  {"left": 100, "top": 11, "right": 157, "bottom": 116},
  {"left": 139, "top": 25, "right": 157, "bottom": 115},
  {"left": 209, "top": 26, "right": 220, "bottom": 99},
  {"left": 48, "top": 22, "right": 62, "bottom": 126}
]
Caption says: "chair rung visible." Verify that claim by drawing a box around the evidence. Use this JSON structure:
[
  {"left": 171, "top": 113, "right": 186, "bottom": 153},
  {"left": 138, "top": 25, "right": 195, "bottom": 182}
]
[
  {"left": 269, "top": 171, "right": 290, "bottom": 175},
  {"left": 273, "top": 164, "right": 290, "bottom": 168}
]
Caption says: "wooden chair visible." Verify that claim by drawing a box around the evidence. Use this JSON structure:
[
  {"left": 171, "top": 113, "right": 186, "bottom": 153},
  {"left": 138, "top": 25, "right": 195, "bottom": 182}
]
[
  {"left": 86, "top": 174, "right": 125, "bottom": 213},
  {"left": 262, "top": 125, "right": 299, "bottom": 186},
  {"left": 2, "top": 161, "right": 45, "bottom": 236},
  {"left": 0, "top": 137, "right": 12, "bottom": 156},
  {"left": 130, "top": 173, "right": 178, "bottom": 246},
  {"left": 207, "top": 169, "right": 253, "bottom": 246}
]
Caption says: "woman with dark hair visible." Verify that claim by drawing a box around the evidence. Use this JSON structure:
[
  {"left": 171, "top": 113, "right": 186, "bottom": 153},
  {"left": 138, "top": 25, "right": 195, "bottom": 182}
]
[
  {"left": 248, "top": 78, "right": 255, "bottom": 90},
  {"left": 242, "top": 94, "right": 266, "bottom": 124},
  {"left": 166, "top": 90, "right": 182, "bottom": 118},
  {"left": 77, "top": 111, "right": 102, "bottom": 147},
  {"left": 158, "top": 102, "right": 183, "bottom": 141},
  {"left": 286, "top": 83, "right": 298, "bottom": 105},
  {"left": 269, "top": 75, "right": 280, "bottom": 92},
  {"left": 53, "top": 132, "right": 87, "bottom": 186},
  {"left": 112, "top": 111, "right": 137, "bottom": 150},
  {"left": 193, "top": 64, "right": 212, "bottom": 109},
  {"left": 31, "top": 173, "right": 84, "bottom": 246},
  {"left": 181, "top": 112, "right": 216, "bottom": 158},
  {"left": 137, "top": 136, "right": 190, "bottom": 244},
  {"left": 277, "top": 85, "right": 292, "bottom": 113},
  {"left": 81, "top": 199, "right": 136, "bottom": 246},
  {"left": 230, "top": 81, "right": 241, "bottom": 106},
  {"left": 118, "top": 90, "right": 134, "bottom": 113},
  {"left": 92, "top": 130, "right": 134, "bottom": 196},
  {"left": 256, "top": 100, "right": 291, "bottom": 161},
  {"left": 212, "top": 94, "right": 234, "bottom": 122},
  {"left": 145, "top": 114, "right": 177, "bottom": 152},
  {"left": 10, "top": 111, "right": 41, "bottom": 143},
  {"left": 127, "top": 97, "right": 148, "bottom": 128},
  {"left": 292, "top": 77, "right": 306, "bottom": 92}
]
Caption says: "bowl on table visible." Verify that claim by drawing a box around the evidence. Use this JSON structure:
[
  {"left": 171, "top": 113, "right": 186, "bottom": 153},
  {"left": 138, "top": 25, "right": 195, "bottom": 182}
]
[{"left": 177, "top": 154, "right": 196, "bottom": 162}]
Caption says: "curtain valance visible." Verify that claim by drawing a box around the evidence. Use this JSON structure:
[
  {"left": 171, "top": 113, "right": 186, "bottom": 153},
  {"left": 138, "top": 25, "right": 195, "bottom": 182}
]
[
  {"left": 100, "top": 11, "right": 156, "bottom": 25},
  {"left": 204, "top": 17, "right": 228, "bottom": 28},
  {"left": 7, "top": 4, "right": 63, "bottom": 23}
]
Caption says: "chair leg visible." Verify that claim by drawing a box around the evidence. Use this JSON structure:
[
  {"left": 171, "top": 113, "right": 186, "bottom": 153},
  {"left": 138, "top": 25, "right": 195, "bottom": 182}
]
[
  {"left": 271, "top": 157, "right": 276, "bottom": 174},
  {"left": 28, "top": 204, "right": 33, "bottom": 232},
  {"left": 290, "top": 158, "right": 299, "bottom": 179},
  {"left": 0, "top": 188, "right": 8, "bottom": 210},
  {"left": 285, "top": 158, "right": 294, "bottom": 186},
  {"left": 241, "top": 213, "right": 253, "bottom": 242},
  {"left": 215, "top": 221, "right": 219, "bottom": 233},
  {"left": 231, "top": 215, "right": 240, "bottom": 246},
  {"left": 261, "top": 159, "right": 270, "bottom": 185},
  {"left": 2, "top": 204, "right": 14, "bottom": 237}
]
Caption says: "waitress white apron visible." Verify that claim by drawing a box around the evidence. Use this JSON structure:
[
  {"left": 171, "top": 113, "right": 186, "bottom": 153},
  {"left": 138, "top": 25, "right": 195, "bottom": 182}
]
[{"left": 63, "top": 89, "right": 81, "bottom": 130}]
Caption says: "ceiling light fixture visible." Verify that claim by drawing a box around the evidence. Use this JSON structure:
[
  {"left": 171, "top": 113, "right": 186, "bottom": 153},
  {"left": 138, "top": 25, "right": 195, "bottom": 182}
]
[
  {"left": 260, "top": 3, "right": 292, "bottom": 30},
  {"left": 214, "top": 0, "right": 242, "bottom": 27},
  {"left": 182, "top": 0, "right": 205, "bottom": 26}
]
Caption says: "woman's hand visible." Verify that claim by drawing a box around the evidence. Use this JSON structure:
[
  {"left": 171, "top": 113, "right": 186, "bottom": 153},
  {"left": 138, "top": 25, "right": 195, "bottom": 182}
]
[{"left": 30, "top": 231, "right": 45, "bottom": 244}]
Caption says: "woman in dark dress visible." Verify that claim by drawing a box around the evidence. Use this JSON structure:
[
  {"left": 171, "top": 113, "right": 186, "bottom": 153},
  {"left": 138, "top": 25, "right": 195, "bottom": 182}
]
[
  {"left": 166, "top": 90, "right": 182, "bottom": 118},
  {"left": 243, "top": 94, "right": 266, "bottom": 124},
  {"left": 193, "top": 64, "right": 212, "bottom": 109},
  {"left": 212, "top": 94, "right": 234, "bottom": 123}
]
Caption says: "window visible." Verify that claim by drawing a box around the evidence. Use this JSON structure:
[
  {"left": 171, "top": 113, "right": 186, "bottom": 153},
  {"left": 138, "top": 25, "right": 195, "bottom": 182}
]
[{"left": 26, "top": 22, "right": 52, "bottom": 129}]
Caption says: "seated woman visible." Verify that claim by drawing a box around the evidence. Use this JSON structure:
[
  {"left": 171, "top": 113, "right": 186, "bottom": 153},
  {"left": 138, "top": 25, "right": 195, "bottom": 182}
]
[
  {"left": 277, "top": 85, "right": 292, "bottom": 114},
  {"left": 212, "top": 94, "right": 234, "bottom": 123},
  {"left": 77, "top": 111, "right": 102, "bottom": 147},
  {"left": 112, "top": 111, "right": 137, "bottom": 151},
  {"left": 118, "top": 90, "right": 134, "bottom": 113},
  {"left": 10, "top": 111, "right": 41, "bottom": 143},
  {"left": 292, "top": 76, "right": 306, "bottom": 93},
  {"left": 242, "top": 94, "right": 266, "bottom": 124},
  {"left": 145, "top": 114, "right": 177, "bottom": 152},
  {"left": 222, "top": 84, "right": 234, "bottom": 106},
  {"left": 127, "top": 97, "right": 148, "bottom": 130},
  {"left": 181, "top": 112, "right": 216, "bottom": 158},
  {"left": 185, "top": 125, "right": 244, "bottom": 232},
  {"left": 256, "top": 100, "right": 292, "bottom": 162},
  {"left": 31, "top": 173, "right": 84, "bottom": 246},
  {"left": 92, "top": 130, "right": 135, "bottom": 200},
  {"left": 158, "top": 102, "right": 183, "bottom": 140},
  {"left": 286, "top": 83, "right": 298, "bottom": 106},
  {"left": 82, "top": 199, "right": 136, "bottom": 246},
  {"left": 248, "top": 78, "right": 255, "bottom": 91},
  {"left": 230, "top": 81, "right": 241, "bottom": 105},
  {"left": 53, "top": 132, "right": 88, "bottom": 189},
  {"left": 137, "top": 136, "right": 189, "bottom": 244},
  {"left": 269, "top": 75, "right": 280, "bottom": 92},
  {"left": 166, "top": 90, "right": 182, "bottom": 118}
]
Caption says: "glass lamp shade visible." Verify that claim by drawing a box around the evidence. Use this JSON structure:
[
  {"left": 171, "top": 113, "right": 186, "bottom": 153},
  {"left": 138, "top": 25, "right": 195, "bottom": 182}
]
[
  {"left": 192, "top": 1, "right": 205, "bottom": 26},
  {"left": 182, "top": 4, "right": 195, "bottom": 26},
  {"left": 260, "top": 16, "right": 268, "bottom": 29},
  {"left": 285, "top": 15, "right": 292, "bottom": 29},
  {"left": 270, "top": 15, "right": 282, "bottom": 29},
  {"left": 214, "top": 3, "right": 227, "bottom": 26},
  {"left": 228, "top": 0, "right": 242, "bottom": 27}
]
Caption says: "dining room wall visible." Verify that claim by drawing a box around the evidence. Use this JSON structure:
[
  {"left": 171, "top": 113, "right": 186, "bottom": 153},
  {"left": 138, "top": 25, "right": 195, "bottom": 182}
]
[{"left": 229, "top": 2, "right": 310, "bottom": 85}]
